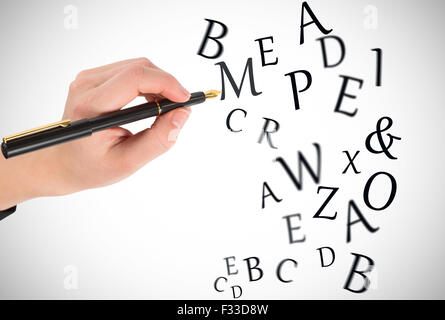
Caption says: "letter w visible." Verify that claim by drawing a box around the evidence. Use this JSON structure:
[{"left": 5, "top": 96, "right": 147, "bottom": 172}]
[{"left": 274, "top": 143, "right": 321, "bottom": 190}]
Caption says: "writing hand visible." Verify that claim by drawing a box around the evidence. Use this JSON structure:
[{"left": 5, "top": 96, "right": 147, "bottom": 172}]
[{"left": 0, "top": 58, "right": 191, "bottom": 210}]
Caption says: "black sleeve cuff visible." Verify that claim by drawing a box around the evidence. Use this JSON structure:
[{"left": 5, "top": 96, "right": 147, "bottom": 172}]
[{"left": 0, "top": 206, "right": 16, "bottom": 221}]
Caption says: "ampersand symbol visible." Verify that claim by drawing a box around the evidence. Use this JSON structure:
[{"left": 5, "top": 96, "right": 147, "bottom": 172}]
[{"left": 365, "top": 116, "right": 401, "bottom": 160}]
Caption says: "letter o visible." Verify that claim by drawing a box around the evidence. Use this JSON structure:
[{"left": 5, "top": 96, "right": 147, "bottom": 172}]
[{"left": 363, "top": 171, "right": 397, "bottom": 211}]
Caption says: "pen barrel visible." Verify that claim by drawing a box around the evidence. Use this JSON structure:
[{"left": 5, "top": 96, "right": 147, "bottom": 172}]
[
  {"left": 1, "top": 92, "right": 207, "bottom": 159},
  {"left": 89, "top": 101, "right": 159, "bottom": 132},
  {"left": 1, "top": 119, "right": 92, "bottom": 159},
  {"left": 89, "top": 92, "right": 206, "bottom": 132},
  {"left": 159, "top": 91, "right": 206, "bottom": 114}
]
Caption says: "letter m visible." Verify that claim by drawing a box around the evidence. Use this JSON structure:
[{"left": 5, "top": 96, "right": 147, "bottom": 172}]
[{"left": 215, "top": 58, "right": 262, "bottom": 100}]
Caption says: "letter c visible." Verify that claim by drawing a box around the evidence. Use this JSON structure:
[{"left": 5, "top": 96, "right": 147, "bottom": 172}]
[
  {"left": 214, "top": 276, "right": 228, "bottom": 292},
  {"left": 226, "top": 108, "right": 247, "bottom": 132}
]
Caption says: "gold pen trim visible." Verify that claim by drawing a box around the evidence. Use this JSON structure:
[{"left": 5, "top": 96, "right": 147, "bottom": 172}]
[
  {"left": 3, "top": 119, "right": 71, "bottom": 144},
  {"left": 155, "top": 100, "right": 161, "bottom": 116}
]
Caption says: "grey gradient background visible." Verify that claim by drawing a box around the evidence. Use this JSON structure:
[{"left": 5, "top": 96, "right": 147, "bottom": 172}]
[{"left": 0, "top": 0, "right": 444, "bottom": 299}]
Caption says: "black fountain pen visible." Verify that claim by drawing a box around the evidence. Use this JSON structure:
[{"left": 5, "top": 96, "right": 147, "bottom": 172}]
[{"left": 1, "top": 90, "right": 221, "bottom": 159}]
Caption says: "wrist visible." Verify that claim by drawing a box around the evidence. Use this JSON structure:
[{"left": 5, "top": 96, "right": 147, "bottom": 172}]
[{"left": 0, "top": 149, "right": 59, "bottom": 210}]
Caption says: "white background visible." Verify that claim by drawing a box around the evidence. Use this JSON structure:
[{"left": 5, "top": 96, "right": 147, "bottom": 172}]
[{"left": 0, "top": 0, "right": 443, "bottom": 299}]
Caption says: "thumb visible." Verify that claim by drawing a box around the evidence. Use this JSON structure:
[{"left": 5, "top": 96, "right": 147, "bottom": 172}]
[{"left": 114, "top": 107, "right": 191, "bottom": 170}]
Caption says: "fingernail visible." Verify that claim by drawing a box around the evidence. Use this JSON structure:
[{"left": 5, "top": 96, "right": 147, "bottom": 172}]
[{"left": 171, "top": 109, "right": 189, "bottom": 129}]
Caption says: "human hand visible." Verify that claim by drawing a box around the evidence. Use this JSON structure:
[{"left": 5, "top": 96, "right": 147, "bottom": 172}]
[{"left": 0, "top": 58, "right": 191, "bottom": 210}]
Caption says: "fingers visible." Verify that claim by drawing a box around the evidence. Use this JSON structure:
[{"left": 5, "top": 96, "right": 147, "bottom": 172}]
[
  {"left": 114, "top": 107, "right": 191, "bottom": 170},
  {"left": 68, "top": 58, "right": 193, "bottom": 173},
  {"left": 86, "top": 65, "right": 190, "bottom": 114},
  {"left": 76, "top": 57, "right": 156, "bottom": 80},
  {"left": 73, "top": 58, "right": 159, "bottom": 90},
  {"left": 58, "top": 58, "right": 196, "bottom": 193}
]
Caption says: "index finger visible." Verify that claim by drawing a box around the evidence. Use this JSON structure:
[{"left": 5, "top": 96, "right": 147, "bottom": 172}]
[{"left": 86, "top": 64, "right": 190, "bottom": 114}]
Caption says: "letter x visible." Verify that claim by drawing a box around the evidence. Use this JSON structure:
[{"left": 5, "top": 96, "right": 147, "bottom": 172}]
[{"left": 342, "top": 150, "right": 361, "bottom": 174}]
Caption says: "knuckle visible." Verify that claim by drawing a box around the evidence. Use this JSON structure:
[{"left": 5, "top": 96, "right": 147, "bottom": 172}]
[
  {"left": 162, "top": 72, "right": 178, "bottom": 86},
  {"left": 126, "top": 63, "right": 146, "bottom": 79},
  {"left": 69, "top": 79, "right": 81, "bottom": 91},
  {"left": 136, "top": 57, "right": 153, "bottom": 68},
  {"left": 69, "top": 73, "right": 89, "bottom": 91},
  {"left": 75, "top": 70, "right": 89, "bottom": 79},
  {"left": 165, "top": 72, "right": 175, "bottom": 82},
  {"left": 72, "top": 92, "right": 92, "bottom": 113}
]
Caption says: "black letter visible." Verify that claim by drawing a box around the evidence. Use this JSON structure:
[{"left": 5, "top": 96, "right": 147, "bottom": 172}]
[
  {"left": 283, "top": 214, "right": 306, "bottom": 244},
  {"left": 231, "top": 286, "right": 242, "bottom": 299},
  {"left": 255, "top": 36, "right": 278, "bottom": 66},
  {"left": 274, "top": 143, "right": 321, "bottom": 190},
  {"left": 226, "top": 108, "right": 247, "bottom": 132},
  {"left": 284, "top": 70, "right": 312, "bottom": 110},
  {"left": 344, "top": 253, "right": 375, "bottom": 293},
  {"left": 262, "top": 182, "right": 282, "bottom": 209},
  {"left": 243, "top": 257, "right": 263, "bottom": 282},
  {"left": 317, "top": 35, "right": 346, "bottom": 68},
  {"left": 300, "top": 1, "right": 333, "bottom": 45},
  {"left": 258, "top": 117, "right": 280, "bottom": 149},
  {"left": 276, "top": 259, "right": 298, "bottom": 283},
  {"left": 215, "top": 58, "right": 262, "bottom": 100},
  {"left": 313, "top": 186, "right": 338, "bottom": 220},
  {"left": 363, "top": 172, "right": 397, "bottom": 211},
  {"left": 197, "top": 19, "right": 228, "bottom": 59},
  {"left": 372, "top": 48, "right": 382, "bottom": 86},
  {"left": 317, "top": 246, "right": 335, "bottom": 267},
  {"left": 342, "top": 150, "right": 361, "bottom": 174},
  {"left": 214, "top": 277, "right": 227, "bottom": 292},
  {"left": 224, "top": 256, "right": 238, "bottom": 275},
  {"left": 347, "top": 200, "right": 379, "bottom": 243},
  {"left": 334, "top": 75, "right": 363, "bottom": 117}
]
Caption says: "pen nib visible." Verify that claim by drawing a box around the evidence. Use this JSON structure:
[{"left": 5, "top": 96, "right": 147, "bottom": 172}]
[{"left": 204, "top": 90, "right": 222, "bottom": 99}]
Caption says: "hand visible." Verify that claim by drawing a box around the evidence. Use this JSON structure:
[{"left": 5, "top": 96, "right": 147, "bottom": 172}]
[{"left": 0, "top": 58, "right": 192, "bottom": 210}]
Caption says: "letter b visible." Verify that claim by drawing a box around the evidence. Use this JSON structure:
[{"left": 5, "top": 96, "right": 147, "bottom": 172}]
[
  {"left": 243, "top": 257, "right": 264, "bottom": 282},
  {"left": 197, "top": 19, "right": 228, "bottom": 59}
]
